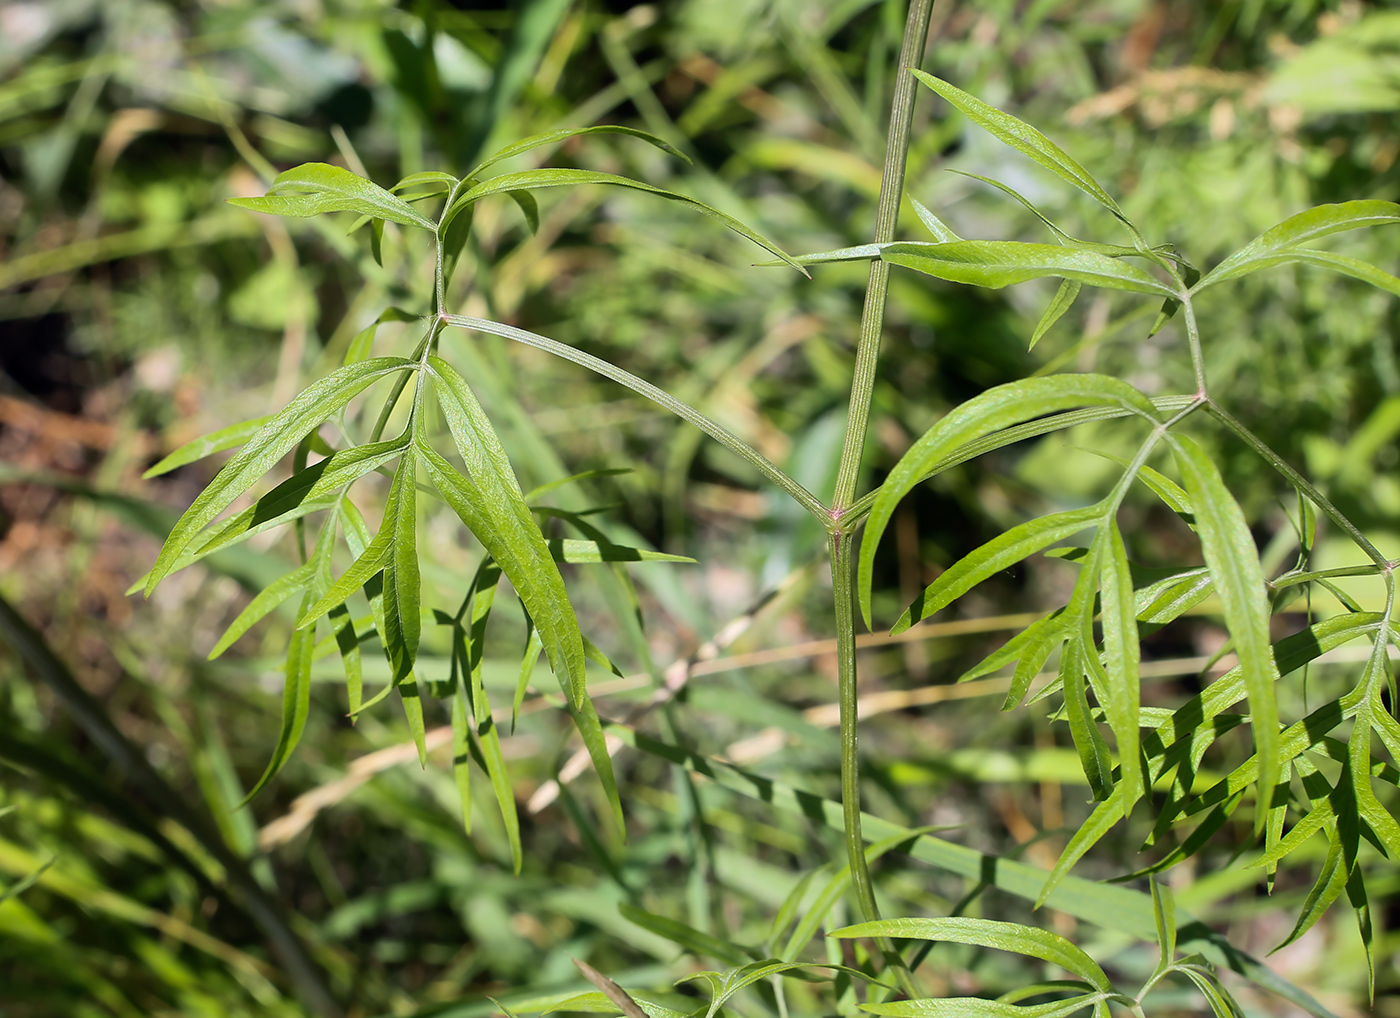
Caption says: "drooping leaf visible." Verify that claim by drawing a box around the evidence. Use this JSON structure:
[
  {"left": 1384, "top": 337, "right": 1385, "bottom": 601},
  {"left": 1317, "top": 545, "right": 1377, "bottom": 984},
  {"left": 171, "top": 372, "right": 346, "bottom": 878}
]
[
  {"left": 830, "top": 917, "right": 1112, "bottom": 992},
  {"left": 438, "top": 169, "right": 805, "bottom": 273},
  {"left": 1169, "top": 434, "right": 1281, "bottom": 830},
  {"left": 228, "top": 162, "right": 435, "bottom": 229},
  {"left": 145, "top": 358, "right": 414, "bottom": 595},
  {"left": 1195, "top": 200, "right": 1400, "bottom": 291},
  {"left": 425, "top": 357, "right": 588, "bottom": 707},
  {"left": 207, "top": 561, "right": 314, "bottom": 660},
  {"left": 891, "top": 503, "right": 1105, "bottom": 634},
  {"left": 143, "top": 416, "right": 272, "bottom": 478},
  {"left": 860, "top": 374, "right": 1159, "bottom": 627},
  {"left": 468, "top": 125, "right": 690, "bottom": 178},
  {"left": 1097, "top": 518, "right": 1144, "bottom": 807},
  {"left": 911, "top": 70, "right": 1129, "bottom": 224},
  {"left": 618, "top": 902, "right": 759, "bottom": 966},
  {"left": 878, "top": 241, "right": 1175, "bottom": 297},
  {"left": 1273, "top": 830, "right": 1349, "bottom": 952},
  {"left": 1030, "top": 280, "right": 1082, "bottom": 350}
]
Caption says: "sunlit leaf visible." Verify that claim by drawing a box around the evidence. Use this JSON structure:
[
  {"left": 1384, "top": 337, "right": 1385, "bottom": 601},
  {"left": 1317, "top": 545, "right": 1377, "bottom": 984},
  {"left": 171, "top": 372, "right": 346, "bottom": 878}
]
[
  {"left": 1169, "top": 434, "right": 1281, "bottom": 830},
  {"left": 143, "top": 416, "right": 272, "bottom": 478},
  {"left": 439, "top": 169, "right": 804, "bottom": 273},
  {"left": 831, "top": 917, "right": 1112, "bottom": 991},
  {"left": 1097, "top": 518, "right": 1143, "bottom": 807},
  {"left": 229, "top": 162, "right": 435, "bottom": 229},
  {"left": 878, "top": 241, "right": 1175, "bottom": 297},
  {"left": 146, "top": 358, "right": 413, "bottom": 595},
  {"left": 909, "top": 196, "right": 961, "bottom": 242},
  {"left": 207, "top": 561, "right": 313, "bottom": 660},
  {"left": 911, "top": 70, "right": 1128, "bottom": 223},
  {"left": 861, "top": 374, "right": 1159, "bottom": 627},
  {"left": 1195, "top": 200, "right": 1400, "bottom": 291}
]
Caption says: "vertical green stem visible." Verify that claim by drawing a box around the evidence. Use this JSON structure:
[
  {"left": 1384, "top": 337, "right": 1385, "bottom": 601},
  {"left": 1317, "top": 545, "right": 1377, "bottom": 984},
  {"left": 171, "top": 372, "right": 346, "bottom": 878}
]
[
  {"left": 832, "top": 0, "right": 936, "bottom": 513},
  {"left": 826, "top": 0, "right": 936, "bottom": 992}
]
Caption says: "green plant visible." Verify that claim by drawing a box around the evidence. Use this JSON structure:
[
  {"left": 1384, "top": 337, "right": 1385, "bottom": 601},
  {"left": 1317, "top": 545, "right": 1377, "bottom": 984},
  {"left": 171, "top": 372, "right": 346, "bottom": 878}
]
[{"left": 123, "top": 5, "right": 1400, "bottom": 1018}]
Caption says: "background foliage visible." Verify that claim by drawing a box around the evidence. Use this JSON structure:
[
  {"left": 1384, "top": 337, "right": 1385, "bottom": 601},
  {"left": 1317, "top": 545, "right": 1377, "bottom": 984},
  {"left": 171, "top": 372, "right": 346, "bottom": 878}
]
[{"left": 1, "top": 1, "right": 1398, "bottom": 1016}]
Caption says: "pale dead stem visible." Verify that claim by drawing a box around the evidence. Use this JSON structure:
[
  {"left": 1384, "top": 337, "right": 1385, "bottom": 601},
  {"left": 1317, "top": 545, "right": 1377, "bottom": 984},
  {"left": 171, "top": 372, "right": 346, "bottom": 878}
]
[{"left": 256, "top": 607, "right": 1400, "bottom": 850}]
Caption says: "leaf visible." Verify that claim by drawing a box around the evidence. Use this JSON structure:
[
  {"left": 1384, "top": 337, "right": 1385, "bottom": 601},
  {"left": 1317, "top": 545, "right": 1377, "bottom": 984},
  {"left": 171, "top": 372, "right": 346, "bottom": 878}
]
[
  {"left": 1195, "top": 200, "right": 1400, "bottom": 291},
  {"left": 617, "top": 902, "right": 759, "bottom": 966},
  {"left": 508, "top": 189, "right": 539, "bottom": 233},
  {"left": 345, "top": 306, "right": 422, "bottom": 366},
  {"left": 239, "top": 590, "right": 317, "bottom": 805},
  {"left": 1177, "top": 967, "right": 1246, "bottom": 1018},
  {"left": 831, "top": 917, "right": 1112, "bottom": 992},
  {"left": 878, "top": 241, "right": 1175, "bottom": 296},
  {"left": 389, "top": 170, "right": 458, "bottom": 194},
  {"left": 1097, "top": 518, "right": 1144, "bottom": 807},
  {"left": 513, "top": 624, "right": 543, "bottom": 733},
  {"left": 540, "top": 993, "right": 687, "bottom": 1018},
  {"left": 1169, "top": 434, "right": 1281, "bottom": 831},
  {"left": 909, "top": 196, "right": 962, "bottom": 242},
  {"left": 572, "top": 959, "right": 650, "bottom": 1018},
  {"left": 227, "top": 162, "right": 435, "bottom": 229},
  {"left": 468, "top": 125, "right": 690, "bottom": 179},
  {"left": 170, "top": 437, "right": 409, "bottom": 573},
  {"left": 439, "top": 169, "right": 805, "bottom": 273},
  {"left": 462, "top": 562, "right": 523, "bottom": 871},
  {"left": 1286, "top": 249, "right": 1400, "bottom": 298},
  {"left": 525, "top": 467, "right": 632, "bottom": 502},
  {"left": 911, "top": 70, "right": 1128, "bottom": 223},
  {"left": 207, "top": 561, "right": 314, "bottom": 660},
  {"left": 549, "top": 539, "right": 695, "bottom": 564},
  {"left": 566, "top": 691, "right": 626, "bottom": 838},
  {"left": 1135, "top": 569, "right": 1212, "bottom": 626},
  {"left": 379, "top": 452, "right": 425, "bottom": 765},
  {"left": 1151, "top": 881, "right": 1177, "bottom": 973},
  {"left": 1273, "top": 830, "right": 1349, "bottom": 952},
  {"left": 143, "top": 416, "right": 272, "bottom": 478},
  {"left": 857, "top": 995, "right": 1106, "bottom": 1018},
  {"left": 891, "top": 504, "right": 1105, "bottom": 634},
  {"left": 861, "top": 373, "right": 1159, "bottom": 627},
  {"left": 426, "top": 357, "right": 588, "bottom": 707},
  {"left": 145, "top": 358, "right": 414, "bottom": 595},
  {"left": 1030, "top": 280, "right": 1082, "bottom": 350}
]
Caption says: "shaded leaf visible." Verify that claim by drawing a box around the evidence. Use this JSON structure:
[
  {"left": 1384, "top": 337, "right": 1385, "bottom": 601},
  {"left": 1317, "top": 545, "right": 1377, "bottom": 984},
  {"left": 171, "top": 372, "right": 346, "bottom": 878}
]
[{"left": 1030, "top": 280, "right": 1082, "bottom": 350}]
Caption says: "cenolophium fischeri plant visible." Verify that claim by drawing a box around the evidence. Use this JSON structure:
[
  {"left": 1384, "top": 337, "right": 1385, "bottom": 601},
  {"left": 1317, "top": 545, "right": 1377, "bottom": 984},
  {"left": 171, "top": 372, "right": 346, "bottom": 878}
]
[{"left": 143, "top": 3, "right": 1400, "bottom": 1016}]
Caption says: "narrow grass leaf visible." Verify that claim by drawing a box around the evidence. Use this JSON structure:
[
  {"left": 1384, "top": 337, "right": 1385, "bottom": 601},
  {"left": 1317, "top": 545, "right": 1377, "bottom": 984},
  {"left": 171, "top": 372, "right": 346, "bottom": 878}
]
[
  {"left": 146, "top": 358, "right": 412, "bottom": 594},
  {"left": 1030, "top": 280, "right": 1081, "bottom": 350},
  {"left": 879, "top": 241, "right": 1174, "bottom": 296},
  {"left": 617, "top": 903, "right": 758, "bottom": 966},
  {"left": 911, "top": 70, "right": 1127, "bottom": 222},
  {"left": 1196, "top": 200, "right": 1400, "bottom": 291},
  {"left": 440, "top": 169, "right": 804, "bottom": 272},
  {"left": 228, "top": 162, "right": 434, "bottom": 229},
  {"left": 831, "top": 917, "right": 1111, "bottom": 991},
  {"left": 861, "top": 374, "right": 1158, "bottom": 627},
  {"left": 143, "top": 416, "right": 271, "bottom": 478},
  {"left": 1169, "top": 434, "right": 1281, "bottom": 830},
  {"left": 892, "top": 504, "right": 1104, "bottom": 634}
]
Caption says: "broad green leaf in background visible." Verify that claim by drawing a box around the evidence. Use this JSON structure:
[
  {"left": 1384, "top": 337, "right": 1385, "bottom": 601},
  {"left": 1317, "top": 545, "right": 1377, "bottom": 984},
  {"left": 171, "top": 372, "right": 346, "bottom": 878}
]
[
  {"left": 911, "top": 70, "right": 1129, "bottom": 224},
  {"left": 860, "top": 374, "right": 1160, "bottom": 627},
  {"left": 1194, "top": 200, "right": 1400, "bottom": 291},
  {"left": 145, "top": 357, "right": 414, "bottom": 595},
  {"left": 228, "top": 162, "right": 435, "bottom": 229},
  {"left": 878, "top": 241, "right": 1175, "bottom": 297},
  {"left": 1168, "top": 434, "right": 1281, "bottom": 830}
]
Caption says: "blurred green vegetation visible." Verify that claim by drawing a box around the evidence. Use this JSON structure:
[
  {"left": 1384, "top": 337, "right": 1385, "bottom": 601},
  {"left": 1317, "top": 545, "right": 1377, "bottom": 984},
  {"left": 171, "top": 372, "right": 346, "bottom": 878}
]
[{"left": 1, "top": 1, "right": 1398, "bottom": 1016}]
